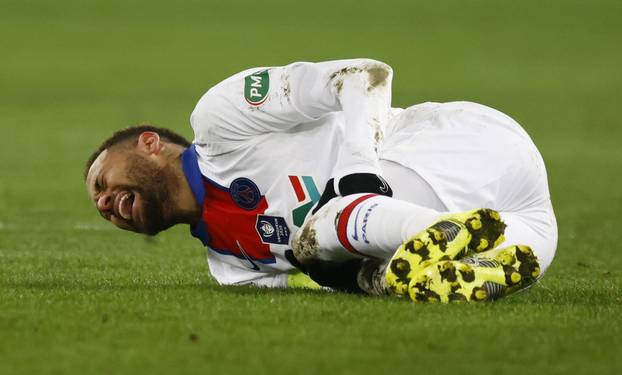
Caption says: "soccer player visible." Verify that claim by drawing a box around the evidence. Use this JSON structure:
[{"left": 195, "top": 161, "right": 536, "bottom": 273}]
[{"left": 85, "top": 59, "right": 557, "bottom": 302}]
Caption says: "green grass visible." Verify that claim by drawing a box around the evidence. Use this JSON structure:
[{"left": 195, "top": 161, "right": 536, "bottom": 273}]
[{"left": 1, "top": 0, "right": 621, "bottom": 374}]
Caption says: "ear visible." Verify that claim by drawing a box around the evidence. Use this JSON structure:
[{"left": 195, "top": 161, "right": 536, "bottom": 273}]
[{"left": 137, "top": 131, "right": 162, "bottom": 155}]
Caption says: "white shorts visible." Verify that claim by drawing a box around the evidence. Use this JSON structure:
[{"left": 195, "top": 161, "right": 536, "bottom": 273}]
[{"left": 380, "top": 101, "right": 558, "bottom": 273}]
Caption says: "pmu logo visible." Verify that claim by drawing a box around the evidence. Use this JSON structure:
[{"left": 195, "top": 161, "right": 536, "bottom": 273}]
[
  {"left": 288, "top": 176, "right": 320, "bottom": 227},
  {"left": 244, "top": 70, "right": 270, "bottom": 106}
]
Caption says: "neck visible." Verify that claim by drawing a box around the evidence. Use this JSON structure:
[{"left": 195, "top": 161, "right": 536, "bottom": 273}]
[{"left": 167, "top": 145, "right": 202, "bottom": 226}]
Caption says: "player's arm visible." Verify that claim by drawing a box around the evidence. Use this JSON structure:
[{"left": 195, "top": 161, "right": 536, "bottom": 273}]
[{"left": 191, "top": 59, "right": 393, "bottom": 178}]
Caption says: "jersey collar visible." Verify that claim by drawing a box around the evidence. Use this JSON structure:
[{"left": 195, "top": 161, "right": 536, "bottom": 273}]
[{"left": 181, "top": 145, "right": 210, "bottom": 246}]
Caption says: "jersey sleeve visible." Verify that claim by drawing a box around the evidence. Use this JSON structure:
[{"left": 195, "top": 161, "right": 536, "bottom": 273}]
[
  {"left": 190, "top": 59, "right": 393, "bottom": 178},
  {"left": 207, "top": 255, "right": 289, "bottom": 288}
]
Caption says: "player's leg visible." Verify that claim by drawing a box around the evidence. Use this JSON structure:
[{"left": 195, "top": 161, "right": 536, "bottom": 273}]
[
  {"left": 291, "top": 193, "right": 441, "bottom": 263},
  {"left": 381, "top": 168, "right": 556, "bottom": 302},
  {"left": 293, "top": 101, "right": 557, "bottom": 300},
  {"left": 290, "top": 194, "right": 508, "bottom": 298},
  {"left": 290, "top": 191, "right": 507, "bottom": 292},
  {"left": 292, "top": 101, "right": 521, "bottom": 265},
  {"left": 287, "top": 164, "right": 457, "bottom": 293},
  {"left": 379, "top": 159, "right": 447, "bottom": 211},
  {"left": 379, "top": 102, "right": 558, "bottom": 301}
]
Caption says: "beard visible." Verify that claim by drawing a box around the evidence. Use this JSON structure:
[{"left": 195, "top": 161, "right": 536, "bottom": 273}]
[{"left": 125, "top": 153, "right": 179, "bottom": 235}]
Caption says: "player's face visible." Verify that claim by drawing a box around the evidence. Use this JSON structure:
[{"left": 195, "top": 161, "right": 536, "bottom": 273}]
[{"left": 86, "top": 149, "right": 176, "bottom": 235}]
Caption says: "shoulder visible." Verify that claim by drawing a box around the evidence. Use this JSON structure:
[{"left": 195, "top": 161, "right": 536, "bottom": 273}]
[
  {"left": 189, "top": 67, "right": 270, "bottom": 146},
  {"left": 192, "top": 67, "right": 268, "bottom": 118},
  {"left": 188, "top": 62, "right": 306, "bottom": 144}
]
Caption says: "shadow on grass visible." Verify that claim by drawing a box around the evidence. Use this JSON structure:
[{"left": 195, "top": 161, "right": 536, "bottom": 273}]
[
  {"left": 1, "top": 279, "right": 332, "bottom": 298},
  {"left": 3, "top": 277, "right": 618, "bottom": 307},
  {"left": 2, "top": 279, "right": 217, "bottom": 293}
]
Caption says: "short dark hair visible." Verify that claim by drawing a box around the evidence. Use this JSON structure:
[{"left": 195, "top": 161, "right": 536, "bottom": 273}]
[{"left": 84, "top": 125, "right": 191, "bottom": 179}]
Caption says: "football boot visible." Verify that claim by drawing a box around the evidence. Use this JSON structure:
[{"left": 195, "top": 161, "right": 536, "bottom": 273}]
[
  {"left": 408, "top": 245, "right": 540, "bottom": 302},
  {"left": 385, "top": 208, "right": 506, "bottom": 296}
]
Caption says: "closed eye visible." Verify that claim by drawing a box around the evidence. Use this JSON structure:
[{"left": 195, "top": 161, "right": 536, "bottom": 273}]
[
  {"left": 95, "top": 176, "right": 106, "bottom": 192},
  {"left": 91, "top": 176, "right": 105, "bottom": 204}
]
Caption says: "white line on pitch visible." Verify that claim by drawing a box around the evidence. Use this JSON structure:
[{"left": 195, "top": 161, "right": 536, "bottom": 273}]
[{"left": 73, "top": 222, "right": 115, "bottom": 231}]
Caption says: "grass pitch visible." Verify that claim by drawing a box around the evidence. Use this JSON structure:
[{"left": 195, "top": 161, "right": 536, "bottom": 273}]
[{"left": 1, "top": 0, "right": 621, "bottom": 374}]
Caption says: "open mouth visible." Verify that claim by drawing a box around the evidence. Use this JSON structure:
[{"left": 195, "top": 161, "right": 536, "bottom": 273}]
[{"left": 115, "top": 191, "right": 135, "bottom": 221}]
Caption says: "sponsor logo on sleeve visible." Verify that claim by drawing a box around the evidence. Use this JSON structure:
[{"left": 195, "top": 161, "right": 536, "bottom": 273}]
[
  {"left": 255, "top": 215, "right": 290, "bottom": 245},
  {"left": 244, "top": 70, "right": 270, "bottom": 106}
]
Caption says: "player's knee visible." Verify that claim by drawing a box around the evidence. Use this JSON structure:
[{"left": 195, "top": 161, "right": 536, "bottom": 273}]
[{"left": 291, "top": 195, "right": 367, "bottom": 264}]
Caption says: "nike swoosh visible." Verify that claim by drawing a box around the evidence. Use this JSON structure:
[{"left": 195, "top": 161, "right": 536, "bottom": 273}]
[
  {"left": 351, "top": 207, "right": 363, "bottom": 241},
  {"left": 379, "top": 177, "right": 389, "bottom": 193},
  {"left": 236, "top": 240, "right": 260, "bottom": 271}
]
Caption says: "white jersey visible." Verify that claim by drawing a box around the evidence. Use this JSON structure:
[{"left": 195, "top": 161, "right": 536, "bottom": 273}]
[
  {"left": 185, "top": 59, "right": 393, "bottom": 287},
  {"left": 183, "top": 60, "right": 557, "bottom": 287}
]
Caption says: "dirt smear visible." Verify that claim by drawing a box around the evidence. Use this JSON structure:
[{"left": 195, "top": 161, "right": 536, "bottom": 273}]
[
  {"left": 329, "top": 66, "right": 363, "bottom": 94},
  {"left": 281, "top": 72, "right": 291, "bottom": 102},
  {"left": 292, "top": 216, "right": 320, "bottom": 263},
  {"left": 372, "top": 117, "right": 384, "bottom": 150},
  {"left": 367, "top": 66, "right": 389, "bottom": 91},
  {"left": 329, "top": 64, "right": 389, "bottom": 94}
]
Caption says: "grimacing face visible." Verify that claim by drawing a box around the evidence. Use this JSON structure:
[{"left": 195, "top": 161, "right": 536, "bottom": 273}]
[{"left": 86, "top": 148, "right": 178, "bottom": 235}]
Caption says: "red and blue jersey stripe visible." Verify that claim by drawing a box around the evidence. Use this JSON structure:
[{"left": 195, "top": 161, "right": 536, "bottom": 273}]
[{"left": 181, "top": 146, "right": 276, "bottom": 266}]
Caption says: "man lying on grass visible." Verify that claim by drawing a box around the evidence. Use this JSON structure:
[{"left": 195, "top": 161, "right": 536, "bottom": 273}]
[{"left": 84, "top": 59, "right": 557, "bottom": 302}]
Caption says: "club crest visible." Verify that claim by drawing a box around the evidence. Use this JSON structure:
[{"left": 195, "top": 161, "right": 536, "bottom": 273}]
[{"left": 230, "top": 177, "right": 261, "bottom": 210}]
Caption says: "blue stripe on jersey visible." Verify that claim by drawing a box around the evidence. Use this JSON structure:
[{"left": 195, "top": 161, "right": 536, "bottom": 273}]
[{"left": 181, "top": 145, "right": 210, "bottom": 246}]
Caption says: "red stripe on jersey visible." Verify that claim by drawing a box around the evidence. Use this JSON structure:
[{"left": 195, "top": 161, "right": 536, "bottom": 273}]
[
  {"left": 289, "top": 175, "right": 306, "bottom": 202},
  {"left": 336, "top": 194, "right": 377, "bottom": 256},
  {"left": 201, "top": 181, "right": 274, "bottom": 262}
]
